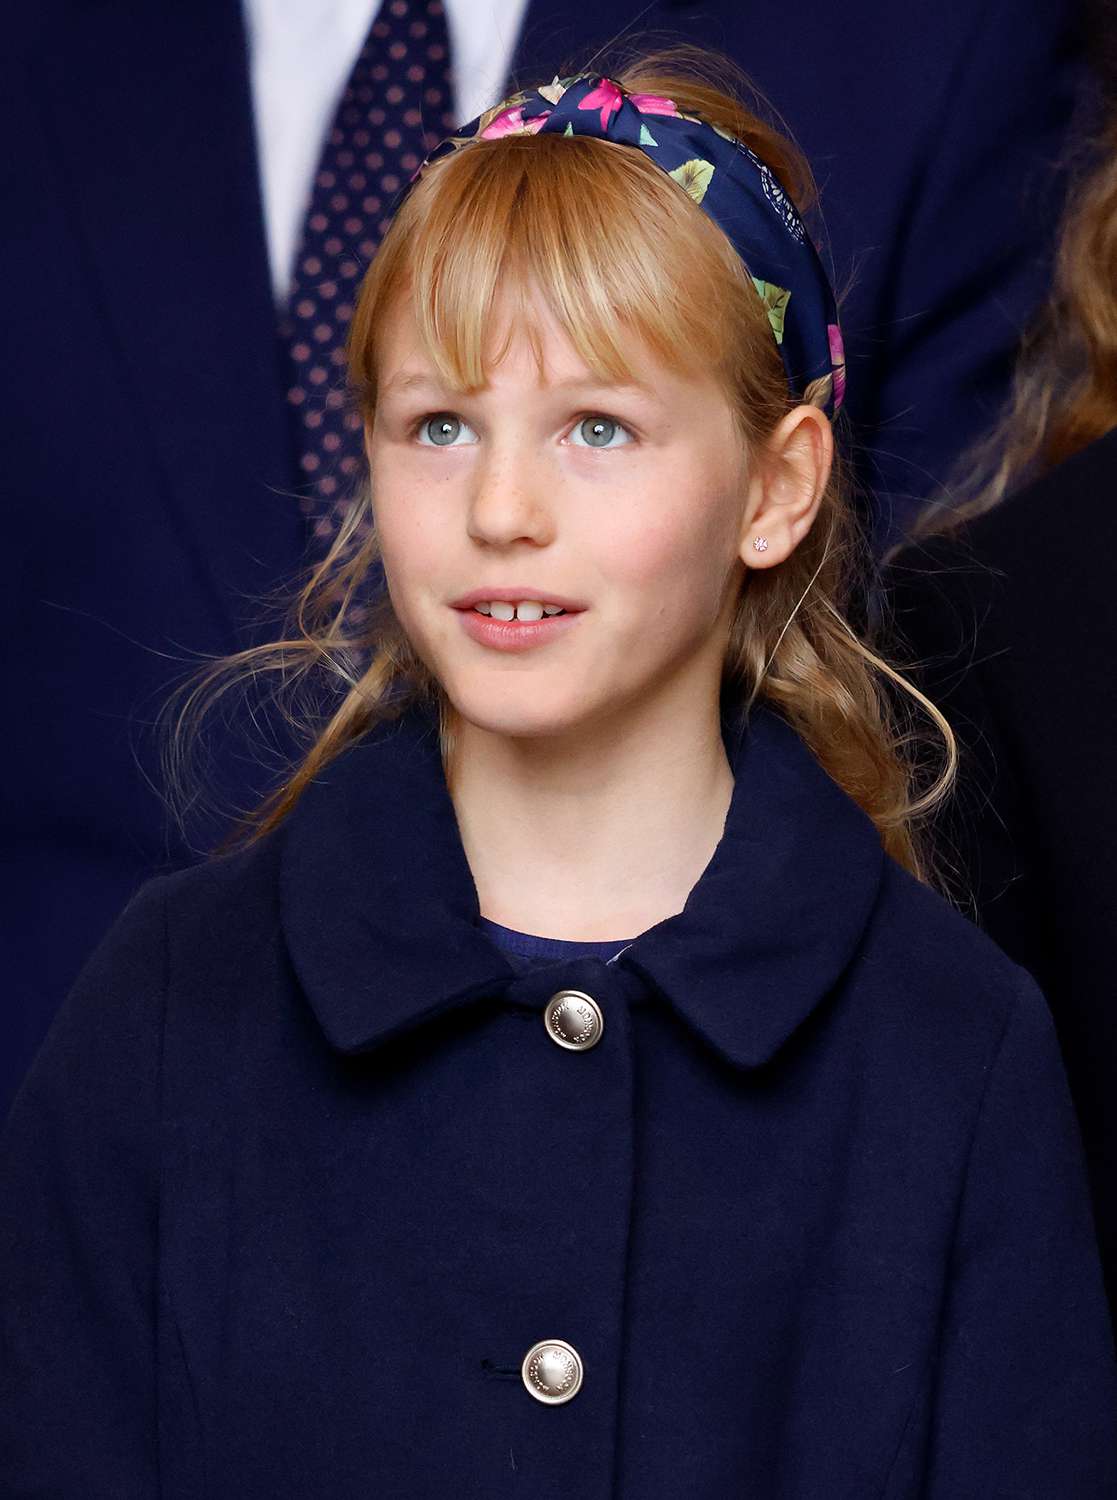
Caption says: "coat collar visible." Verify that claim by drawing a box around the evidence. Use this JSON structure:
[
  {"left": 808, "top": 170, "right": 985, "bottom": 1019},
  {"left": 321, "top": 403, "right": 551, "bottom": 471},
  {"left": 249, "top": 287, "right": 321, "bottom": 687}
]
[{"left": 279, "top": 698, "right": 885, "bottom": 1070}]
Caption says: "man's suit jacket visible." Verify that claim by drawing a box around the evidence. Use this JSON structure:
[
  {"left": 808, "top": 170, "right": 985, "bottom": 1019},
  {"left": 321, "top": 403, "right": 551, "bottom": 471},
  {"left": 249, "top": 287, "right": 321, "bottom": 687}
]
[{"left": 2, "top": 0, "right": 1084, "bottom": 1115}]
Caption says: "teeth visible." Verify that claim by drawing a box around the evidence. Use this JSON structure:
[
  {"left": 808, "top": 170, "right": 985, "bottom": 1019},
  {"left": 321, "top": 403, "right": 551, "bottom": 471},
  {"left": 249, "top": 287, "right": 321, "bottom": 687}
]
[{"left": 471, "top": 600, "right": 568, "bottom": 621}]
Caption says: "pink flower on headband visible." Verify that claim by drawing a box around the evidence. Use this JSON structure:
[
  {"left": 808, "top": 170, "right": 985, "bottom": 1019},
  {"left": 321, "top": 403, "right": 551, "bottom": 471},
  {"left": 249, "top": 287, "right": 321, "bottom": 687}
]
[
  {"left": 828, "top": 324, "right": 846, "bottom": 409},
  {"left": 629, "top": 93, "right": 679, "bottom": 116},
  {"left": 579, "top": 79, "right": 624, "bottom": 130},
  {"left": 480, "top": 106, "right": 548, "bottom": 140}
]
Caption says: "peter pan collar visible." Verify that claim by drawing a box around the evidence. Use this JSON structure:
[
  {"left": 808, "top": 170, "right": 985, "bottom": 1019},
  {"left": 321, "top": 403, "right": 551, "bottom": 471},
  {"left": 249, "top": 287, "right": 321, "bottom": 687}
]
[{"left": 279, "top": 697, "right": 885, "bottom": 1071}]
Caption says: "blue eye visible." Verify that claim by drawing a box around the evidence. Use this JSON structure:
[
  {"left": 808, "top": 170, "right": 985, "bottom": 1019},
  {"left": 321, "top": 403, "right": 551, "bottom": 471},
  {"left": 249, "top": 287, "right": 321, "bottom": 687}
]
[
  {"left": 569, "top": 415, "right": 633, "bottom": 449},
  {"left": 415, "top": 413, "right": 478, "bottom": 446},
  {"left": 412, "top": 412, "right": 633, "bottom": 448}
]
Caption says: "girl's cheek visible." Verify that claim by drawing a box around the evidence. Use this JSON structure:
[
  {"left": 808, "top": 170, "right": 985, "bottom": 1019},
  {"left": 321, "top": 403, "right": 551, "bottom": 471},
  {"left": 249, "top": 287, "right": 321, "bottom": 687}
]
[
  {"left": 607, "top": 511, "right": 712, "bottom": 589},
  {"left": 375, "top": 495, "right": 442, "bottom": 557}
]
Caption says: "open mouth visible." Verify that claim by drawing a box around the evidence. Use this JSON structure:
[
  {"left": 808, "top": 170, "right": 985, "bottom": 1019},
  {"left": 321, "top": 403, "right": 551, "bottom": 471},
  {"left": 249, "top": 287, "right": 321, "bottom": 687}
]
[{"left": 471, "top": 601, "right": 567, "bottom": 622}]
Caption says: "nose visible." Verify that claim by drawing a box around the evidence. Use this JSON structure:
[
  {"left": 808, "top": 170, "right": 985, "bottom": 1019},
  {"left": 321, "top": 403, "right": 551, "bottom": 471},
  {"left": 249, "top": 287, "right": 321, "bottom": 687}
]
[{"left": 466, "top": 441, "right": 555, "bottom": 548}]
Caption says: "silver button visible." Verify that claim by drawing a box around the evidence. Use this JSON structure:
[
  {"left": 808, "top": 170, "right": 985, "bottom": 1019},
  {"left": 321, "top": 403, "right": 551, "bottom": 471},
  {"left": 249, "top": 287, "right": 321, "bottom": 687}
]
[
  {"left": 544, "top": 990, "right": 604, "bottom": 1051},
  {"left": 521, "top": 1339, "right": 584, "bottom": 1404}
]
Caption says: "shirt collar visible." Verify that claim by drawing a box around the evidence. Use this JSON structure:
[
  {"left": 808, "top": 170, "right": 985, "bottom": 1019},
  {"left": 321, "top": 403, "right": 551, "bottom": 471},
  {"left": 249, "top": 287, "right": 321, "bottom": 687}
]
[{"left": 279, "top": 698, "right": 885, "bottom": 1070}]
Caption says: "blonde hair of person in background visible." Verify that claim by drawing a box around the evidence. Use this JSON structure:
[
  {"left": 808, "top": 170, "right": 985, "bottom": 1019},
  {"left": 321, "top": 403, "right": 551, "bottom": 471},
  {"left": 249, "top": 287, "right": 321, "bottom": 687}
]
[{"left": 919, "top": 92, "right": 1117, "bottom": 530}]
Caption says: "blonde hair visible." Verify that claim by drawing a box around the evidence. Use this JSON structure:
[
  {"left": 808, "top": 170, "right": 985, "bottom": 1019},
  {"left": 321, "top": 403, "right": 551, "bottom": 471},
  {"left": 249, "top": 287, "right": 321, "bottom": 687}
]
[{"left": 167, "top": 44, "right": 954, "bottom": 878}]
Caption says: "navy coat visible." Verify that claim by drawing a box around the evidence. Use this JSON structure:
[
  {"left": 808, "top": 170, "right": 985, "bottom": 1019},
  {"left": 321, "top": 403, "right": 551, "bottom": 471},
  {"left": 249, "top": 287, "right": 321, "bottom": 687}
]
[
  {"left": 0, "top": 0, "right": 1087, "bottom": 1119},
  {"left": 2, "top": 702, "right": 1115, "bottom": 1496},
  {"left": 885, "top": 426, "right": 1117, "bottom": 1319}
]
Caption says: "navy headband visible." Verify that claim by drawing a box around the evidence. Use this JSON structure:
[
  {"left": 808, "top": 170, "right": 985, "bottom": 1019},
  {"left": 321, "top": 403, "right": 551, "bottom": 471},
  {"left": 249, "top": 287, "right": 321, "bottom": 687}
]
[{"left": 389, "top": 72, "right": 846, "bottom": 417}]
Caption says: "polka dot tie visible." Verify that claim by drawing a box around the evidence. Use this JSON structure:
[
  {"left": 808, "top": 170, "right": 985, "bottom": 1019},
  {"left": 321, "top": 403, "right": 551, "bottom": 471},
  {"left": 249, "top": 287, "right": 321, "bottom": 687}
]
[{"left": 281, "top": 0, "right": 457, "bottom": 544}]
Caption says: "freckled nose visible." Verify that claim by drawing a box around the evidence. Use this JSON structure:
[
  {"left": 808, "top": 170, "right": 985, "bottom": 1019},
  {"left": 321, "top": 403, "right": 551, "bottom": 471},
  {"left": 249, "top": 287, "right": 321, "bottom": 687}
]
[{"left": 467, "top": 453, "right": 553, "bottom": 546}]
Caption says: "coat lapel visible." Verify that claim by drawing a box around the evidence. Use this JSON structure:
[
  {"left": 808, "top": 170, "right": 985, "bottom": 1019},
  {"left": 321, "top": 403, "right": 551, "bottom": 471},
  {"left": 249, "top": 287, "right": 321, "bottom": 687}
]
[
  {"left": 279, "top": 699, "right": 885, "bottom": 1070},
  {"left": 38, "top": 0, "right": 302, "bottom": 639},
  {"left": 280, "top": 706, "right": 516, "bottom": 1055},
  {"left": 624, "top": 709, "right": 886, "bottom": 1068}
]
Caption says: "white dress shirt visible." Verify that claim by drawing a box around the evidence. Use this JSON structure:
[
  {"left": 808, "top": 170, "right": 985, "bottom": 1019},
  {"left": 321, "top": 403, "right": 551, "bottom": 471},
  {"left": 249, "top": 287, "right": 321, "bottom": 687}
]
[{"left": 243, "top": 0, "right": 532, "bottom": 300}]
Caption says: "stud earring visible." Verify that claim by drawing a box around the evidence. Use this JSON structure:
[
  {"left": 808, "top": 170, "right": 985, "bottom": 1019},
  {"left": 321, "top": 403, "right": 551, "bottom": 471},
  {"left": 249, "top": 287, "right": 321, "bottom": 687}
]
[{"left": 752, "top": 536, "right": 769, "bottom": 554}]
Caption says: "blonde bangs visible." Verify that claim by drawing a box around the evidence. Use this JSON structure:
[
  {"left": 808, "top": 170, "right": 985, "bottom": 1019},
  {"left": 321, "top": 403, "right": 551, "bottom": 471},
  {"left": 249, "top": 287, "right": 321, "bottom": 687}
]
[{"left": 348, "top": 131, "right": 754, "bottom": 407}]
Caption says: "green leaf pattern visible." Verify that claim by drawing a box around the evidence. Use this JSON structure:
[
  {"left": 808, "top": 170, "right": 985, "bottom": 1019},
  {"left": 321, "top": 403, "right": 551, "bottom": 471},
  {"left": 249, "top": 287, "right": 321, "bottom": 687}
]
[
  {"left": 750, "top": 278, "right": 791, "bottom": 345},
  {"left": 668, "top": 158, "right": 714, "bottom": 205}
]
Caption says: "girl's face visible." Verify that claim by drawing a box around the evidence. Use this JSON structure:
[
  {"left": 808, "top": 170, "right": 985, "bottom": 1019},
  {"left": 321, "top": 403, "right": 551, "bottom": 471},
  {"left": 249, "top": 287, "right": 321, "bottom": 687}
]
[{"left": 367, "top": 291, "right": 759, "bottom": 740}]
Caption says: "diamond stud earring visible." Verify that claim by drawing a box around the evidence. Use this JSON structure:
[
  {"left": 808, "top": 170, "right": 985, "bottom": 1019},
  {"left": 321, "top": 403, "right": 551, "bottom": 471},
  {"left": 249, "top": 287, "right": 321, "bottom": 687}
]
[{"left": 752, "top": 536, "right": 769, "bottom": 554}]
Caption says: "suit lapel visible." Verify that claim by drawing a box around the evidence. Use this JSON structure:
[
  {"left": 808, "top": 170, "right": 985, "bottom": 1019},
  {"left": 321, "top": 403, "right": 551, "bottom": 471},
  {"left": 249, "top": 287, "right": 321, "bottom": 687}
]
[{"left": 39, "top": 0, "right": 303, "bottom": 639}]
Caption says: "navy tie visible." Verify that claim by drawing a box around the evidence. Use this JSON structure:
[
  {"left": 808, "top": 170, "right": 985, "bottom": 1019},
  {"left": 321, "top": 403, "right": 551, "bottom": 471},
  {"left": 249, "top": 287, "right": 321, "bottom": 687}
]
[{"left": 281, "top": 0, "right": 457, "bottom": 543}]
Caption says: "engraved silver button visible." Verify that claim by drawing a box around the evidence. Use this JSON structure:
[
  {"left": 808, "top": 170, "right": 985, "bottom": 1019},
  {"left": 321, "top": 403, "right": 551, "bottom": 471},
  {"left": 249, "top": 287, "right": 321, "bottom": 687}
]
[
  {"left": 521, "top": 1339, "right": 584, "bottom": 1404},
  {"left": 544, "top": 989, "right": 604, "bottom": 1051}
]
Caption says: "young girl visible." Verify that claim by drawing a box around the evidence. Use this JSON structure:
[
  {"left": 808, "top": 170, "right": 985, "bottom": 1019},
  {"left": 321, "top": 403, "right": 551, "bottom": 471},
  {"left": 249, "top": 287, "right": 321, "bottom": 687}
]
[{"left": 2, "top": 49, "right": 1114, "bottom": 1497}]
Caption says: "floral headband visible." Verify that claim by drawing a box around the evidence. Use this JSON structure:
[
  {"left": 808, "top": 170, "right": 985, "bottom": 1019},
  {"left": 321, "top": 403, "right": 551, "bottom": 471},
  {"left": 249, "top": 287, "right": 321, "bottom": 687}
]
[{"left": 391, "top": 72, "right": 846, "bottom": 417}]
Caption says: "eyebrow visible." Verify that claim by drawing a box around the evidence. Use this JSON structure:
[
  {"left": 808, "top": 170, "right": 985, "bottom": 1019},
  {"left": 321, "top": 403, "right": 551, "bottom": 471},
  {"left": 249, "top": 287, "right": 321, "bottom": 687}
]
[{"left": 380, "top": 371, "right": 657, "bottom": 398}]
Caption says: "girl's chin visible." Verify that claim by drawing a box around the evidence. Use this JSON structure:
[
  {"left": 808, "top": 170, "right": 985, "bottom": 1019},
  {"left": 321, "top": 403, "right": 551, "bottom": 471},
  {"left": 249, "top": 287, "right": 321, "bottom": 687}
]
[{"left": 442, "top": 679, "right": 606, "bottom": 741}]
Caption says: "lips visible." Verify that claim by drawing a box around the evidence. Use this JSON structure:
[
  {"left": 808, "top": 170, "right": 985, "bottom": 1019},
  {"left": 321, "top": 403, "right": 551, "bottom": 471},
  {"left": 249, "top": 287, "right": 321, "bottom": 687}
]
[
  {"left": 457, "top": 606, "right": 583, "bottom": 653},
  {"left": 450, "top": 587, "right": 588, "bottom": 612}
]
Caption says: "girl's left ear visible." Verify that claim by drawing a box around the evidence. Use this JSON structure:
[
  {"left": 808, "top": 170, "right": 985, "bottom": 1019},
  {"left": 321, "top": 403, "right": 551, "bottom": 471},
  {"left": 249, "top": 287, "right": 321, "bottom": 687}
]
[{"left": 739, "top": 405, "right": 834, "bottom": 568}]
